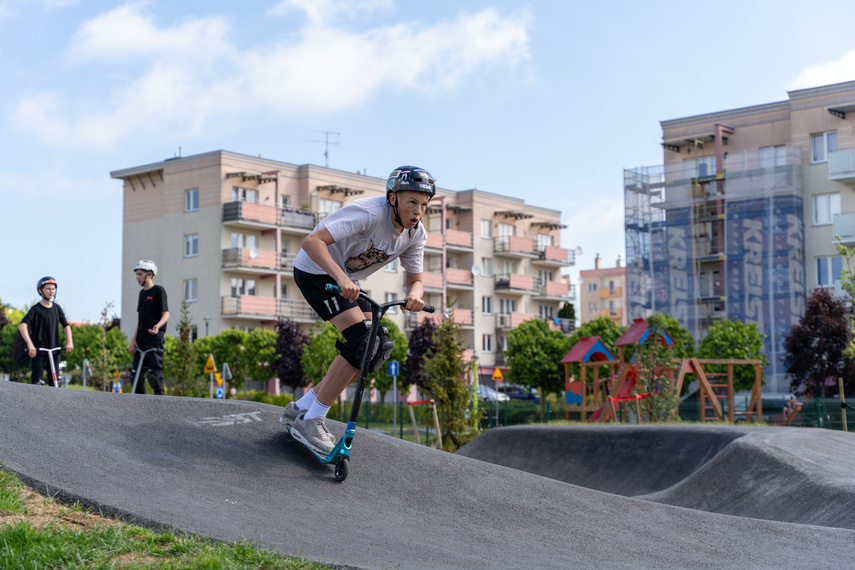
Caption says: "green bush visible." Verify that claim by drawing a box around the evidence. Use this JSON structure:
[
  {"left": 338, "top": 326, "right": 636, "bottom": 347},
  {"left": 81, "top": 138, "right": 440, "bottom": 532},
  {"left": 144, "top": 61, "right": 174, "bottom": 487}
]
[{"left": 233, "top": 390, "right": 293, "bottom": 407}]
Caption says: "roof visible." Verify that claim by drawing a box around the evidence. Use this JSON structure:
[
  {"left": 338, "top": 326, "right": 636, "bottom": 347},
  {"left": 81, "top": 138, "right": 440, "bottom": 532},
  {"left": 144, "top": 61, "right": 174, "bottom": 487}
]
[
  {"left": 616, "top": 318, "right": 675, "bottom": 347},
  {"left": 561, "top": 336, "right": 617, "bottom": 363}
]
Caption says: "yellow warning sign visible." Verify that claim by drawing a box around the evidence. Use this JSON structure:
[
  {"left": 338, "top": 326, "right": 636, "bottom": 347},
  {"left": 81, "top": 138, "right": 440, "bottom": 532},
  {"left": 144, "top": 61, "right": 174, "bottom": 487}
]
[
  {"left": 215, "top": 372, "right": 223, "bottom": 386},
  {"left": 204, "top": 353, "right": 217, "bottom": 374},
  {"left": 492, "top": 367, "right": 504, "bottom": 382}
]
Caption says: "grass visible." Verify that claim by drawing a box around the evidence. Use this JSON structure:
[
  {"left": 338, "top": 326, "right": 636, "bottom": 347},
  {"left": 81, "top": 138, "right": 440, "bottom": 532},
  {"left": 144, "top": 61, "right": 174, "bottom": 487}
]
[{"left": 0, "top": 468, "right": 332, "bottom": 570}]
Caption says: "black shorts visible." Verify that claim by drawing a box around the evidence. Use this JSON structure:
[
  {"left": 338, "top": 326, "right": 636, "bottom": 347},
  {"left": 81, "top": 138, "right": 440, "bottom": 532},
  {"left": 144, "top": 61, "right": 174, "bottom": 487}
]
[{"left": 294, "top": 267, "right": 370, "bottom": 321}]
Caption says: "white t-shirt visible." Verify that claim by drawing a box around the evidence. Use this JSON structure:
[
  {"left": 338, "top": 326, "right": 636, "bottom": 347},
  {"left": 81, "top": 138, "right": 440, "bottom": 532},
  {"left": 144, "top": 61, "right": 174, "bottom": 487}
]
[{"left": 294, "top": 196, "right": 427, "bottom": 282}]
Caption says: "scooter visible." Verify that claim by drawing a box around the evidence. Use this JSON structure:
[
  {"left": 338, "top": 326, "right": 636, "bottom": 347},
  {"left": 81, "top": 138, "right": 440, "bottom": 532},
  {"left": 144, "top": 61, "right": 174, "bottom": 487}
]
[
  {"left": 297, "top": 284, "right": 434, "bottom": 482},
  {"left": 130, "top": 346, "right": 163, "bottom": 394},
  {"left": 38, "top": 347, "right": 62, "bottom": 388}
]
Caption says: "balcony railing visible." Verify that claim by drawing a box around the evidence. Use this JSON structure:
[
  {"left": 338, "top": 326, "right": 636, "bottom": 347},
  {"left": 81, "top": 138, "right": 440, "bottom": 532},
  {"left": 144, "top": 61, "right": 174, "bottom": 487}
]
[
  {"left": 829, "top": 150, "right": 855, "bottom": 183},
  {"left": 535, "top": 245, "right": 575, "bottom": 266},
  {"left": 598, "top": 286, "right": 622, "bottom": 299},
  {"left": 279, "top": 208, "right": 316, "bottom": 231},
  {"left": 495, "top": 274, "right": 536, "bottom": 292},
  {"left": 496, "top": 312, "right": 535, "bottom": 329},
  {"left": 834, "top": 212, "right": 855, "bottom": 245},
  {"left": 221, "top": 295, "right": 276, "bottom": 317},
  {"left": 222, "top": 248, "right": 278, "bottom": 271},
  {"left": 494, "top": 236, "right": 535, "bottom": 256},
  {"left": 425, "top": 232, "right": 444, "bottom": 249},
  {"left": 536, "top": 280, "right": 571, "bottom": 299},
  {"left": 446, "top": 268, "right": 472, "bottom": 287},
  {"left": 599, "top": 307, "right": 623, "bottom": 319},
  {"left": 223, "top": 201, "right": 278, "bottom": 226},
  {"left": 446, "top": 229, "right": 473, "bottom": 249},
  {"left": 279, "top": 299, "right": 321, "bottom": 322}
]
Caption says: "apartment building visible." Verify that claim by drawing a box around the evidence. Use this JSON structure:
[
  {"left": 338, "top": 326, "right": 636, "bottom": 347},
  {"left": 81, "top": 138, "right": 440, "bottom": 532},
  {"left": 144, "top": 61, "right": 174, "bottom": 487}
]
[
  {"left": 579, "top": 254, "right": 627, "bottom": 326},
  {"left": 624, "top": 80, "right": 855, "bottom": 393},
  {"left": 111, "top": 151, "right": 576, "bottom": 374}
]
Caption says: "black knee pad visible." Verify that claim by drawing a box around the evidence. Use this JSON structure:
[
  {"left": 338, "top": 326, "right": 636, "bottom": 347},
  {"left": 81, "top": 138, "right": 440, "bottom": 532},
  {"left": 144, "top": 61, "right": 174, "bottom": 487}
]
[
  {"left": 369, "top": 326, "right": 393, "bottom": 373},
  {"left": 336, "top": 320, "right": 378, "bottom": 369}
]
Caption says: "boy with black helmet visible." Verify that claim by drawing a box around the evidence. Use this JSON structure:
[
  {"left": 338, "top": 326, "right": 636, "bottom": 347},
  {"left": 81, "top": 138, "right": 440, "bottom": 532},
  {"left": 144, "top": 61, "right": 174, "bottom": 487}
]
[
  {"left": 282, "top": 165, "right": 435, "bottom": 455},
  {"left": 19, "top": 276, "right": 74, "bottom": 385},
  {"left": 127, "top": 260, "right": 169, "bottom": 395}
]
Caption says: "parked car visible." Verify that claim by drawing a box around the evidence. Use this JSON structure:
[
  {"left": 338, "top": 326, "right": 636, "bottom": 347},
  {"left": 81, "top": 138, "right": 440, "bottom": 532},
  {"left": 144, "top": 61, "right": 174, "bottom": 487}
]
[
  {"left": 476, "top": 384, "right": 510, "bottom": 402},
  {"left": 497, "top": 384, "right": 540, "bottom": 403}
]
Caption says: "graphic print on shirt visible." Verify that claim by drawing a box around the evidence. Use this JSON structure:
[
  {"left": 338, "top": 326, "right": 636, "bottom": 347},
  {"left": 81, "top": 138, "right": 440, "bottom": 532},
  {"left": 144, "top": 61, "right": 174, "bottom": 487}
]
[{"left": 345, "top": 240, "right": 389, "bottom": 274}]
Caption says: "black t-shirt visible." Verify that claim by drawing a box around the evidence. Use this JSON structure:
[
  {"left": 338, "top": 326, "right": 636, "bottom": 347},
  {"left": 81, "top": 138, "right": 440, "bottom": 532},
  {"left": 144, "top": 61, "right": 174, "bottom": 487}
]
[
  {"left": 21, "top": 302, "right": 68, "bottom": 350},
  {"left": 136, "top": 284, "right": 168, "bottom": 348}
]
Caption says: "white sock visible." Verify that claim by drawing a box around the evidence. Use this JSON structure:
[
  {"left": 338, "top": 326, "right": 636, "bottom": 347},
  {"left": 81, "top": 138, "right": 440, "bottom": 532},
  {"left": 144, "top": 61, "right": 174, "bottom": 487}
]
[
  {"left": 304, "top": 399, "right": 331, "bottom": 421},
  {"left": 295, "top": 389, "right": 318, "bottom": 410}
]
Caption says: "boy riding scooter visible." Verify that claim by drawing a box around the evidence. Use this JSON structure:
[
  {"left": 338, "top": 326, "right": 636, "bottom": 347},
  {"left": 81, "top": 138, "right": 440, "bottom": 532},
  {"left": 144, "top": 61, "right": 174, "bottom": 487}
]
[
  {"left": 19, "top": 276, "right": 73, "bottom": 386},
  {"left": 280, "top": 165, "right": 435, "bottom": 457}
]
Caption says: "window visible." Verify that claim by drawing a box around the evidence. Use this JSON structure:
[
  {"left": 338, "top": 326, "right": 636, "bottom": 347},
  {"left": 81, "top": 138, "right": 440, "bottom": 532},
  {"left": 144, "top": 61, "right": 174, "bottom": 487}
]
[
  {"left": 588, "top": 282, "right": 598, "bottom": 292},
  {"left": 811, "top": 131, "right": 838, "bottom": 163},
  {"left": 497, "top": 260, "right": 516, "bottom": 277},
  {"left": 497, "top": 223, "right": 514, "bottom": 238},
  {"left": 280, "top": 194, "right": 290, "bottom": 209},
  {"left": 814, "top": 193, "right": 840, "bottom": 225},
  {"left": 481, "top": 220, "right": 492, "bottom": 239},
  {"left": 446, "top": 218, "right": 451, "bottom": 229},
  {"left": 482, "top": 296, "right": 493, "bottom": 315},
  {"left": 539, "top": 304, "right": 554, "bottom": 319},
  {"left": 185, "top": 188, "right": 199, "bottom": 212},
  {"left": 232, "top": 187, "right": 258, "bottom": 203},
  {"left": 230, "top": 233, "right": 256, "bottom": 249},
  {"left": 184, "top": 234, "right": 198, "bottom": 257},
  {"left": 482, "top": 334, "right": 493, "bottom": 353},
  {"left": 384, "top": 258, "right": 398, "bottom": 273},
  {"left": 817, "top": 256, "right": 843, "bottom": 287},
  {"left": 481, "top": 257, "right": 493, "bottom": 277},
  {"left": 189, "top": 325, "right": 198, "bottom": 342},
  {"left": 760, "top": 146, "right": 786, "bottom": 168},
  {"left": 499, "top": 298, "right": 515, "bottom": 315},
  {"left": 536, "top": 234, "right": 553, "bottom": 251},
  {"left": 184, "top": 279, "right": 198, "bottom": 302},
  {"left": 538, "top": 269, "right": 554, "bottom": 285},
  {"left": 683, "top": 156, "right": 716, "bottom": 178},
  {"left": 230, "top": 278, "right": 256, "bottom": 297},
  {"left": 319, "top": 199, "right": 342, "bottom": 218},
  {"left": 385, "top": 292, "right": 398, "bottom": 313}
]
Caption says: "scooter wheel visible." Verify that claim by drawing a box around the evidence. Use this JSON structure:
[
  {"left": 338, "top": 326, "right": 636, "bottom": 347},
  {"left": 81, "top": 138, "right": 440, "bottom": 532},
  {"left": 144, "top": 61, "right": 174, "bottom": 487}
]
[{"left": 334, "top": 456, "right": 349, "bottom": 482}]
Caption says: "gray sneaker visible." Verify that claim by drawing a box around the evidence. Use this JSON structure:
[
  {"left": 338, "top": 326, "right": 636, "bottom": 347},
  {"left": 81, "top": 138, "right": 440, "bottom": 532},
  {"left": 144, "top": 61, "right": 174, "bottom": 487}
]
[
  {"left": 290, "top": 414, "right": 335, "bottom": 456},
  {"left": 279, "top": 402, "right": 302, "bottom": 429}
]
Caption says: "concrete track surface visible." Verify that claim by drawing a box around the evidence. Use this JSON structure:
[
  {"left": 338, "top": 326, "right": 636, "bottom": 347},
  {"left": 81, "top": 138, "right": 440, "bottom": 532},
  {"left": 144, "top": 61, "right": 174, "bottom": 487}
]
[{"left": 2, "top": 382, "right": 855, "bottom": 569}]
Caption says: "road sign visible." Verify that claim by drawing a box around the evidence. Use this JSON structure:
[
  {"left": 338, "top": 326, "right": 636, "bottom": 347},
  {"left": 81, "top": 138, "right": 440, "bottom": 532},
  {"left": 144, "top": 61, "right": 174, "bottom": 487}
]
[
  {"left": 204, "top": 353, "right": 217, "bottom": 374},
  {"left": 215, "top": 372, "right": 223, "bottom": 386},
  {"left": 215, "top": 386, "right": 224, "bottom": 399},
  {"left": 492, "top": 367, "right": 504, "bottom": 382},
  {"left": 388, "top": 360, "right": 399, "bottom": 376},
  {"left": 221, "top": 362, "right": 233, "bottom": 382}
]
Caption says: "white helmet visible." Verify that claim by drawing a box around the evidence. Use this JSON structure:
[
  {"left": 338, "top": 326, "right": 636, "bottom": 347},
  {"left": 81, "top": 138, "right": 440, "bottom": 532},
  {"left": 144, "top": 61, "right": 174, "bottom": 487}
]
[{"left": 133, "top": 259, "right": 158, "bottom": 276}]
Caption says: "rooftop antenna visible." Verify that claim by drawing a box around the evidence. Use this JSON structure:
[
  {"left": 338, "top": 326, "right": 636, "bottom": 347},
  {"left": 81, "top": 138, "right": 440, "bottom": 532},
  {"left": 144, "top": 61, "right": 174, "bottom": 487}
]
[{"left": 306, "top": 130, "right": 340, "bottom": 168}]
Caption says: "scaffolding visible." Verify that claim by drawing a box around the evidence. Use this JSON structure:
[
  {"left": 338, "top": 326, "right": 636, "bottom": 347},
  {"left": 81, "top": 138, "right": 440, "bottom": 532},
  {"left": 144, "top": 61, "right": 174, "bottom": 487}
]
[{"left": 624, "top": 146, "right": 805, "bottom": 392}]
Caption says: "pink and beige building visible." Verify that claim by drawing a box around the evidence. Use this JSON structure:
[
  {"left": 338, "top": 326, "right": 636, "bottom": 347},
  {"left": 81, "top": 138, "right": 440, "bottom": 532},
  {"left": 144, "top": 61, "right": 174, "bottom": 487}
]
[
  {"left": 579, "top": 254, "right": 627, "bottom": 326},
  {"left": 111, "top": 151, "right": 576, "bottom": 372}
]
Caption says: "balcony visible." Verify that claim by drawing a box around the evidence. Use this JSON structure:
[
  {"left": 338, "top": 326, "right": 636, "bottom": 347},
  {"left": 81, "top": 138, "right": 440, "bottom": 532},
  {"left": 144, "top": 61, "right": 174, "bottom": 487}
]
[
  {"left": 279, "top": 208, "right": 316, "bottom": 234},
  {"left": 221, "top": 295, "right": 277, "bottom": 319},
  {"left": 599, "top": 307, "right": 623, "bottom": 319},
  {"left": 280, "top": 252, "right": 297, "bottom": 272},
  {"left": 533, "top": 280, "right": 572, "bottom": 301},
  {"left": 597, "top": 286, "right": 622, "bottom": 299},
  {"left": 222, "top": 248, "right": 278, "bottom": 273},
  {"left": 452, "top": 308, "right": 473, "bottom": 328},
  {"left": 279, "top": 298, "right": 321, "bottom": 323},
  {"left": 425, "top": 232, "right": 444, "bottom": 251},
  {"left": 829, "top": 150, "right": 855, "bottom": 183},
  {"left": 834, "top": 212, "right": 855, "bottom": 245},
  {"left": 494, "top": 273, "right": 536, "bottom": 294},
  {"left": 533, "top": 245, "right": 576, "bottom": 267},
  {"left": 421, "top": 271, "right": 444, "bottom": 292},
  {"left": 404, "top": 311, "right": 443, "bottom": 330},
  {"left": 446, "top": 267, "right": 473, "bottom": 289},
  {"left": 223, "top": 201, "right": 278, "bottom": 228},
  {"left": 446, "top": 229, "right": 473, "bottom": 251},
  {"left": 494, "top": 236, "right": 536, "bottom": 258},
  {"left": 496, "top": 312, "right": 535, "bottom": 330}
]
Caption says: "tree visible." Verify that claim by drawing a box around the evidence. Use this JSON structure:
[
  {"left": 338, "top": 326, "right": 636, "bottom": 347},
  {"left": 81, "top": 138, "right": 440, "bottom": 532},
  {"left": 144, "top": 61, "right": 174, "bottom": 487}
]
[
  {"left": 422, "top": 316, "right": 480, "bottom": 452},
  {"left": 368, "top": 316, "right": 408, "bottom": 402},
  {"left": 272, "top": 317, "right": 309, "bottom": 393},
  {"left": 244, "top": 328, "right": 277, "bottom": 386},
  {"left": 404, "top": 319, "right": 437, "bottom": 392},
  {"left": 697, "top": 319, "right": 769, "bottom": 392},
  {"left": 65, "top": 323, "right": 130, "bottom": 390},
  {"left": 783, "top": 287, "right": 854, "bottom": 397},
  {"left": 301, "top": 322, "right": 342, "bottom": 387},
  {"left": 163, "top": 301, "right": 201, "bottom": 396},
  {"left": 558, "top": 302, "right": 575, "bottom": 321},
  {"left": 0, "top": 299, "right": 10, "bottom": 333},
  {"left": 0, "top": 300, "right": 28, "bottom": 381},
  {"left": 506, "top": 318, "right": 573, "bottom": 417},
  {"left": 633, "top": 314, "right": 681, "bottom": 422}
]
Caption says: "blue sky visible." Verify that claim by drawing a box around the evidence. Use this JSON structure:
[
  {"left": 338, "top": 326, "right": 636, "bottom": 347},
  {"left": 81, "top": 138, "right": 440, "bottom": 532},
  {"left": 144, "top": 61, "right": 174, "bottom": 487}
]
[{"left": 2, "top": 0, "right": 855, "bottom": 321}]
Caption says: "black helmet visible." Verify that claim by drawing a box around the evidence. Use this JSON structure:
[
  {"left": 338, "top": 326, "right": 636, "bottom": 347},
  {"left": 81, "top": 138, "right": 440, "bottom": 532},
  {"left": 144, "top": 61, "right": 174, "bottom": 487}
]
[
  {"left": 37, "top": 276, "right": 57, "bottom": 299},
  {"left": 385, "top": 166, "right": 436, "bottom": 202}
]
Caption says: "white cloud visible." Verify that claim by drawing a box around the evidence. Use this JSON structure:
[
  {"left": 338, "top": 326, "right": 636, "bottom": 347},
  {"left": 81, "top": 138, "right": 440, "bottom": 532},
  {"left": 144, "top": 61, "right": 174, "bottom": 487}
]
[
  {"left": 11, "top": 1, "right": 531, "bottom": 148},
  {"left": 789, "top": 50, "right": 855, "bottom": 90}
]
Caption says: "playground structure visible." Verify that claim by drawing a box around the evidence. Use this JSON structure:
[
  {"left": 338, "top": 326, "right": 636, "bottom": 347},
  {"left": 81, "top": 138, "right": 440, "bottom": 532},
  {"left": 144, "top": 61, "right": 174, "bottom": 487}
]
[{"left": 562, "top": 318, "right": 764, "bottom": 424}]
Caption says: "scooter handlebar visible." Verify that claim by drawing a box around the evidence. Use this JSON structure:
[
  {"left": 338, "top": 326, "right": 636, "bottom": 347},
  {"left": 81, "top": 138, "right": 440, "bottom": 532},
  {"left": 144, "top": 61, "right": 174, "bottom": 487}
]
[{"left": 324, "top": 283, "right": 434, "bottom": 313}]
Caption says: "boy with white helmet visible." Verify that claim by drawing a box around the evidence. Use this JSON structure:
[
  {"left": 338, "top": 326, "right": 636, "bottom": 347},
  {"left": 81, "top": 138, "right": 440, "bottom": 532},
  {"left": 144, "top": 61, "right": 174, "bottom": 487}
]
[
  {"left": 281, "top": 165, "right": 434, "bottom": 455},
  {"left": 19, "top": 276, "right": 73, "bottom": 385},
  {"left": 127, "top": 260, "right": 169, "bottom": 395}
]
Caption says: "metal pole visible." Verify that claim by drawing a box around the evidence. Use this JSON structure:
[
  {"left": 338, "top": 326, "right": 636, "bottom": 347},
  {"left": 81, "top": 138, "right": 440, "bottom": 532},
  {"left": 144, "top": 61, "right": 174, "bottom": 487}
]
[{"left": 840, "top": 377, "right": 848, "bottom": 432}]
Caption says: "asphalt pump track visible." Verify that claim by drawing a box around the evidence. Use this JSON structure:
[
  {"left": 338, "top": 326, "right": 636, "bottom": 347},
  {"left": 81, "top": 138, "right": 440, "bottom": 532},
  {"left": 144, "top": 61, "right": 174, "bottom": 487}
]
[{"left": 2, "top": 381, "right": 855, "bottom": 569}]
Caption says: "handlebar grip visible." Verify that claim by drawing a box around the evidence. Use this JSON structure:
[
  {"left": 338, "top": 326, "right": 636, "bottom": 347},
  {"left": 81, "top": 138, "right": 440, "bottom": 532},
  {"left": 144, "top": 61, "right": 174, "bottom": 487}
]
[
  {"left": 324, "top": 283, "right": 341, "bottom": 293},
  {"left": 423, "top": 305, "right": 435, "bottom": 313}
]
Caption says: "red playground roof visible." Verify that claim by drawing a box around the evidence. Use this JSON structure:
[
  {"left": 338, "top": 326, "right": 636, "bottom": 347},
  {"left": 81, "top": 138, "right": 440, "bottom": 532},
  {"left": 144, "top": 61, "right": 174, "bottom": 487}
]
[
  {"left": 616, "top": 318, "right": 674, "bottom": 347},
  {"left": 561, "top": 336, "right": 617, "bottom": 363}
]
